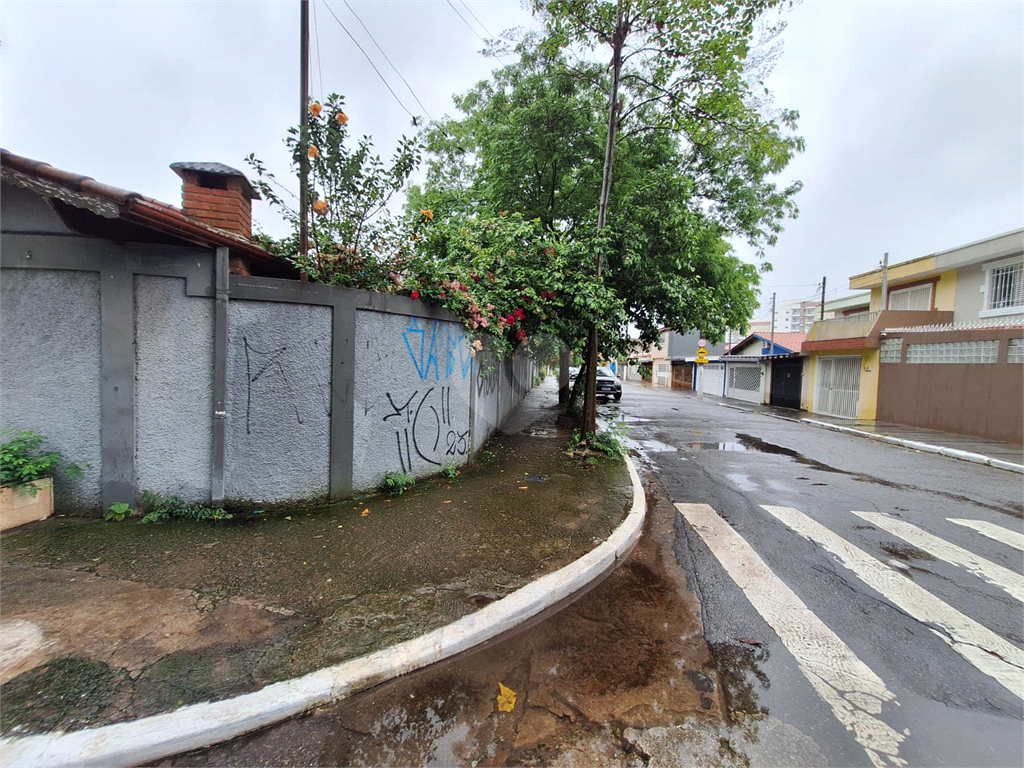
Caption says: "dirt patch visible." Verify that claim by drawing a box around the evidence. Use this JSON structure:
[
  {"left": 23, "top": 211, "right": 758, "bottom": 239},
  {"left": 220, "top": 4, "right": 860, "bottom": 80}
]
[
  {"left": 1, "top": 425, "right": 631, "bottom": 734},
  {"left": 156, "top": 472, "right": 720, "bottom": 768}
]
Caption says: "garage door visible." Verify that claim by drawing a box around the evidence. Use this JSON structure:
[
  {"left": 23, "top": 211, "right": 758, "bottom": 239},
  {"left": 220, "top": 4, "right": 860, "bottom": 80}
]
[
  {"left": 815, "top": 355, "right": 861, "bottom": 419},
  {"left": 698, "top": 363, "right": 725, "bottom": 396},
  {"left": 726, "top": 363, "right": 764, "bottom": 404}
]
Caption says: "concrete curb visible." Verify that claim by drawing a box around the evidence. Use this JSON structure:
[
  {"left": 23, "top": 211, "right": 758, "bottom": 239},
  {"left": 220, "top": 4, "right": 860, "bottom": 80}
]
[
  {"left": 801, "top": 419, "right": 1024, "bottom": 474},
  {"left": 0, "top": 458, "right": 647, "bottom": 768}
]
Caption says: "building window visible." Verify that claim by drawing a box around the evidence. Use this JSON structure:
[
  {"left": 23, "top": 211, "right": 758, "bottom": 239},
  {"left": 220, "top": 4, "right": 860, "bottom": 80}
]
[
  {"left": 888, "top": 283, "right": 932, "bottom": 311},
  {"left": 906, "top": 340, "right": 999, "bottom": 364},
  {"left": 880, "top": 338, "right": 902, "bottom": 363},
  {"left": 1009, "top": 338, "right": 1024, "bottom": 363},
  {"left": 981, "top": 258, "right": 1024, "bottom": 317}
]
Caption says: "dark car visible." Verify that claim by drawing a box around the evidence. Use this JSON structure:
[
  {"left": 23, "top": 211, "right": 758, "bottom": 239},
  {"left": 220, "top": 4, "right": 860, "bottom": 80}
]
[{"left": 596, "top": 366, "right": 622, "bottom": 402}]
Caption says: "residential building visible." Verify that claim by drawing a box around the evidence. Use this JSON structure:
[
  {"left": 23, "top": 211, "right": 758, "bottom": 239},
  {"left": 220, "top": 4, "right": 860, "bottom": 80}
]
[{"left": 802, "top": 228, "right": 1023, "bottom": 442}]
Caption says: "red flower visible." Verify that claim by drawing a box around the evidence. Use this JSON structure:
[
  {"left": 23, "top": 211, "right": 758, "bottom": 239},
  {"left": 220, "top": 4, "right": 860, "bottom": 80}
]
[
  {"left": 522, "top": 295, "right": 532, "bottom": 303},
  {"left": 471, "top": 273, "right": 481, "bottom": 282},
  {"left": 516, "top": 329, "right": 526, "bottom": 341},
  {"left": 514, "top": 308, "right": 525, "bottom": 320},
  {"left": 440, "top": 292, "right": 447, "bottom": 298},
  {"left": 410, "top": 290, "right": 420, "bottom": 300}
]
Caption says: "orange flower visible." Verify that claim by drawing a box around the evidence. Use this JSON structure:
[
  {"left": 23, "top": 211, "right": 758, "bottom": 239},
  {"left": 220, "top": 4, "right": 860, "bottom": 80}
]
[
  {"left": 308, "top": 145, "right": 320, "bottom": 159},
  {"left": 421, "top": 208, "right": 433, "bottom": 220},
  {"left": 410, "top": 233, "right": 420, "bottom": 241},
  {"left": 312, "top": 199, "right": 328, "bottom": 214},
  {"left": 336, "top": 111, "right": 349, "bottom": 125},
  {"left": 309, "top": 102, "right": 322, "bottom": 117}
]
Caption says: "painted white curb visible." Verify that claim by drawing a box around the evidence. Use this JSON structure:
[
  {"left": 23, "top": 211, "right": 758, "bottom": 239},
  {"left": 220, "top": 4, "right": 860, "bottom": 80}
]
[
  {"left": 0, "top": 457, "right": 647, "bottom": 768},
  {"left": 800, "top": 419, "right": 1024, "bottom": 474}
]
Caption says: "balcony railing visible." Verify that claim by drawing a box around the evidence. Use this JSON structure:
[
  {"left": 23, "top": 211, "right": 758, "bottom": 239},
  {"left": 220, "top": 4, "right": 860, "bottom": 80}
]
[
  {"left": 806, "top": 310, "right": 955, "bottom": 345},
  {"left": 807, "top": 311, "right": 880, "bottom": 341}
]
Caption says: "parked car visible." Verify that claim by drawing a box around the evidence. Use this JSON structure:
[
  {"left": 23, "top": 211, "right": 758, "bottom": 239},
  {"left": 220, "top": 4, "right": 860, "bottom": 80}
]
[
  {"left": 568, "top": 365, "right": 580, "bottom": 382},
  {"left": 596, "top": 366, "right": 622, "bottom": 402}
]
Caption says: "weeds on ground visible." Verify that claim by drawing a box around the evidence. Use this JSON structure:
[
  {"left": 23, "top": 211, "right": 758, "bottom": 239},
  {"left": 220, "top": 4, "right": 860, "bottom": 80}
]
[
  {"left": 381, "top": 472, "right": 415, "bottom": 495},
  {"left": 105, "top": 492, "right": 233, "bottom": 523},
  {"left": 440, "top": 465, "right": 459, "bottom": 479},
  {"left": 566, "top": 429, "right": 624, "bottom": 462}
]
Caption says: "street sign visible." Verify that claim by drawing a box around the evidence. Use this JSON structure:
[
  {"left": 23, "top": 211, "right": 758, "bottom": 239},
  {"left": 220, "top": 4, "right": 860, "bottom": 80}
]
[
  {"left": 696, "top": 346, "right": 709, "bottom": 364},
  {"left": 698, "top": 338, "right": 707, "bottom": 348}
]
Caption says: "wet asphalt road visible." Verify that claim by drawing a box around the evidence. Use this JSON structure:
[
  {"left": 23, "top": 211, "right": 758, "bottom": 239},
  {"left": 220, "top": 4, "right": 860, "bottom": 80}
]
[
  {"left": 160, "top": 381, "right": 1023, "bottom": 767},
  {"left": 616, "top": 381, "right": 1024, "bottom": 768}
]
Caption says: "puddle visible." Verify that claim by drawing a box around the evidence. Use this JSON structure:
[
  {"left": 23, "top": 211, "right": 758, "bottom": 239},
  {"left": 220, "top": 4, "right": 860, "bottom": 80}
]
[
  {"left": 727, "top": 474, "right": 759, "bottom": 492},
  {"left": 688, "top": 442, "right": 748, "bottom": 452},
  {"left": 640, "top": 440, "right": 678, "bottom": 453}
]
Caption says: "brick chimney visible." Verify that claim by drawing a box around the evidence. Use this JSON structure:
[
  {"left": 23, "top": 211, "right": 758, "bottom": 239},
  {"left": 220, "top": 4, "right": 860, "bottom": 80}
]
[{"left": 170, "top": 162, "right": 260, "bottom": 238}]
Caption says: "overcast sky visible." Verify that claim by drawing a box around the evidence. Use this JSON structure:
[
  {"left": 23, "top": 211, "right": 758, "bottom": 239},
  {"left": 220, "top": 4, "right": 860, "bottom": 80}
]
[{"left": 2, "top": 0, "right": 1021, "bottom": 317}]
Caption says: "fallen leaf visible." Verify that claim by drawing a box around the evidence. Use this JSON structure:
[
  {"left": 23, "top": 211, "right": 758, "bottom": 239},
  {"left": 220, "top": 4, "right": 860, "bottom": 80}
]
[
  {"left": 337, "top": 525, "right": 344, "bottom": 528},
  {"left": 284, "top": 516, "right": 292, "bottom": 521},
  {"left": 361, "top": 508, "right": 370, "bottom": 517},
  {"left": 736, "top": 637, "right": 764, "bottom": 647},
  {"left": 443, "top": 500, "right": 452, "bottom": 504},
  {"left": 518, "top": 486, "right": 529, "bottom": 490},
  {"left": 313, "top": 535, "right": 323, "bottom": 539},
  {"left": 496, "top": 682, "right": 517, "bottom": 713}
]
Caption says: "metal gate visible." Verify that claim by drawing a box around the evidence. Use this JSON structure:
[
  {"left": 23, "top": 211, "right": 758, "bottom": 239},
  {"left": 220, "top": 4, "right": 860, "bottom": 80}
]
[
  {"left": 654, "top": 361, "right": 671, "bottom": 386},
  {"left": 770, "top": 357, "right": 803, "bottom": 410},
  {"left": 815, "top": 355, "right": 861, "bottom": 419},
  {"left": 698, "top": 363, "right": 725, "bottom": 396},
  {"left": 726, "top": 363, "right": 763, "bottom": 404}
]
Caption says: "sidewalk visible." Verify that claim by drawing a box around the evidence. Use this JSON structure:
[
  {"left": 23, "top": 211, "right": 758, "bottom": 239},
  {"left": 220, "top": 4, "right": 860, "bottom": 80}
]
[
  {"left": 0, "top": 381, "right": 643, "bottom": 767},
  {"left": 637, "top": 381, "right": 1023, "bottom": 471}
]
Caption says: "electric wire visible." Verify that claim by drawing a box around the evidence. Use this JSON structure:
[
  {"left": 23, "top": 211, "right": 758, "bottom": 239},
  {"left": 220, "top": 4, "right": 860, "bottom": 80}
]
[
  {"left": 320, "top": 0, "right": 418, "bottom": 120},
  {"left": 341, "top": 0, "right": 433, "bottom": 121},
  {"left": 444, "top": 0, "right": 512, "bottom": 65},
  {"left": 312, "top": 0, "right": 325, "bottom": 97}
]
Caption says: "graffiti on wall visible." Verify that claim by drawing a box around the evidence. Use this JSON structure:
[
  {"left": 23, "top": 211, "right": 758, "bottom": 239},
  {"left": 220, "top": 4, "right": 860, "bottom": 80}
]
[
  {"left": 403, "top": 318, "right": 472, "bottom": 381},
  {"left": 383, "top": 386, "right": 470, "bottom": 472},
  {"left": 242, "top": 336, "right": 330, "bottom": 435}
]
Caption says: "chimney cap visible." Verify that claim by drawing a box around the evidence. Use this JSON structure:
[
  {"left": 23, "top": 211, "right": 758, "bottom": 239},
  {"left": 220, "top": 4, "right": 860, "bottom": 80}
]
[{"left": 170, "top": 161, "right": 260, "bottom": 200}]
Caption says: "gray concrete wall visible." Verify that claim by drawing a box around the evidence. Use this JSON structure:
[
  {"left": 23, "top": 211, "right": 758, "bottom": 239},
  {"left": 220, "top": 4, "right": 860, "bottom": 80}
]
[
  {"left": 134, "top": 275, "right": 213, "bottom": 502},
  {"left": 224, "top": 300, "right": 333, "bottom": 502},
  {"left": 352, "top": 310, "right": 474, "bottom": 492},
  {"left": 0, "top": 268, "right": 102, "bottom": 509}
]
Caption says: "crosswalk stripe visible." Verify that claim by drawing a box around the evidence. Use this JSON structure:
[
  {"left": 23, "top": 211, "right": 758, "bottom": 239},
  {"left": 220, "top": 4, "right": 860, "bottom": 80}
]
[
  {"left": 948, "top": 518, "right": 1024, "bottom": 552},
  {"left": 761, "top": 505, "right": 1024, "bottom": 700},
  {"left": 676, "top": 503, "right": 907, "bottom": 768},
  {"left": 853, "top": 511, "right": 1024, "bottom": 602}
]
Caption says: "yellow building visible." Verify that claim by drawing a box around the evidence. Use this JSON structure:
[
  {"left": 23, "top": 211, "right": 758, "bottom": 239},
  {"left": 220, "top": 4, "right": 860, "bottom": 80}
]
[{"left": 802, "top": 228, "right": 1022, "bottom": 421}]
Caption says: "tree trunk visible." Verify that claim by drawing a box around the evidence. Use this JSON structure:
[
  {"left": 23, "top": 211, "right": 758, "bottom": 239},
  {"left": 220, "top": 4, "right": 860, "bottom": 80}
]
[{"left": 558, "top": 347, "right": 572, "bottom": 404}]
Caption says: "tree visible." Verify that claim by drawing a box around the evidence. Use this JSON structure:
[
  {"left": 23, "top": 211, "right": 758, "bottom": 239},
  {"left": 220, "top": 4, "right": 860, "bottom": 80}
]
[
  {"left": 246, "top": 94, "right": 422, "bottom": 290},
  {"left": 533, "top": 0, "right": 803, "bottom": 431}
]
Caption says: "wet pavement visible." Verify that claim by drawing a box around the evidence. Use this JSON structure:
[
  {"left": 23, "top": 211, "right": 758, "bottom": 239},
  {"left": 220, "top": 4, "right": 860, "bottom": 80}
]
[
  {"left": 150, "top": 475, "right": 728, "bottom": 768},
  {"left": 0, "top": 382, "right": 632, "bottom": 738},
  {"left": 635, "top": 382, "right": 1024, "bottom": 466}
]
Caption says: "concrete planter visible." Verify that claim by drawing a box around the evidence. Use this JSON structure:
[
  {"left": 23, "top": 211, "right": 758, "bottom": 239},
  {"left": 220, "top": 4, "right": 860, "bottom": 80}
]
[{"left": 0, "top": 478, "right": 54, "bottom": 531}]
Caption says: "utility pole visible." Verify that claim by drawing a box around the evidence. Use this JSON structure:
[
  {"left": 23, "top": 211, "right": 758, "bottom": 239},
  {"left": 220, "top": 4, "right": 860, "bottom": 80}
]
[
  {"left": 298, "top": 0, "right": 310, "bottom": 282},
  {"left": 880, "top": 252, "right": 889, "bottom": 310},
  {"left": 819, "top": 276, "right": 826, "bottom": 321},
  {"left": 581, "top": 0, "right": 625, "bottom": 435},
  {"left": 769, "top": 292, "right": 777, "bottom": 357}
]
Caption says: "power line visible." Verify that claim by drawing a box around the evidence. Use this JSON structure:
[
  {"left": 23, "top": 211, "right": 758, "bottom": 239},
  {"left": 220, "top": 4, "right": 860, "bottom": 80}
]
[
  {"left": 457, "top": 0, "right": 499, "bottom": 41},
  {"left": 311, "top": 0, "right": 325, "bottom": 97},
  {"left": 340, "top": 0, "right": 432, "bottom": 121},
  {"left": 444, "top": 0, "right": 512, "bottom": 66},
  {"left": 320, "top": 0, "right": 418, "bottom": 120}
]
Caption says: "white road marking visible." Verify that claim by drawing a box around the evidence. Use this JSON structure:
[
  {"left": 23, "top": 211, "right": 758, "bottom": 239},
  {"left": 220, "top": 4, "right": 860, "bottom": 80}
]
[
  {"left": 762, "top": 505, "right": 1024, "bottom": 701},
  {"left": 853, "top": 511, "right": 1024, "bottom": 603},
  {"left": 676, "top": 503, "right": 907, "bottom": 768},
  {"left": 948, "top": 518, "right": 1024, "bottom": 552}
]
